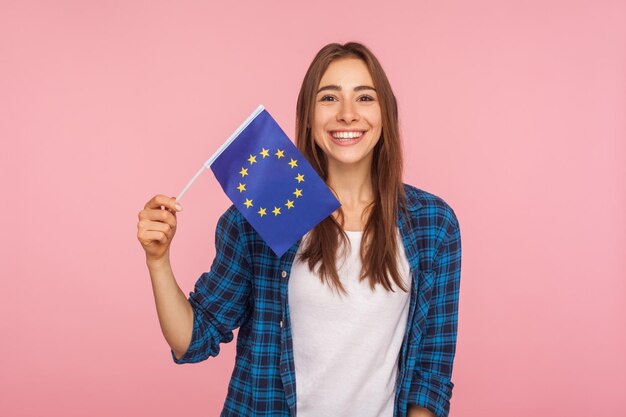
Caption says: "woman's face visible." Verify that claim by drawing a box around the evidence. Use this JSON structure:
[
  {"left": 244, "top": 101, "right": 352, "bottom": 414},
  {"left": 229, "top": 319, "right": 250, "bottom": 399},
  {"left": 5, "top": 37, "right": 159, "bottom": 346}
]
[{"left": 312, "top": 58, "right": 382, "bottom": 170}]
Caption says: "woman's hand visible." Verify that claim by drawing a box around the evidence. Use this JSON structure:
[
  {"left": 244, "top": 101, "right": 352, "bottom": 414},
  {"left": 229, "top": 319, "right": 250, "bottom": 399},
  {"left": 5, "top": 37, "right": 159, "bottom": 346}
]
[{"left": 137, "top": 194, "right": 182, "bottom": 262}]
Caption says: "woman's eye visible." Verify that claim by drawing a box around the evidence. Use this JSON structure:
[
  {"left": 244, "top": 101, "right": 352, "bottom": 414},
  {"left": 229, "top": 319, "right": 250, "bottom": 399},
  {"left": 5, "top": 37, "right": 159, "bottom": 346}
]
[
  {"left": 358, "top": 95, "right": 375, "bottom": 102},
  {"left": 320, "top": 95, "right": 337, "bottom": 102}
]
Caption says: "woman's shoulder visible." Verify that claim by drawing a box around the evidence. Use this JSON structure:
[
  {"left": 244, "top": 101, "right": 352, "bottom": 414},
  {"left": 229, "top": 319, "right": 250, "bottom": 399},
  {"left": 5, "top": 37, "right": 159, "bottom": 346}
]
[
  {"left": 216, "top": 204, "right": 245, "bottom": 227},
  {"left": 402, "top": 182, "right": 460, "bottom": 227},
  {"left": 214, "top": 204, "right": 256, "bottom": 244}
]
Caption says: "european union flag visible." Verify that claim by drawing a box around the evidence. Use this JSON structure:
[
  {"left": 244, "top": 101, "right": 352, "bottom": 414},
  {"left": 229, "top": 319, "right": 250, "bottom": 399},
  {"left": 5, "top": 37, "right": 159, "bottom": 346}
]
[{"left": 207, "top": 105, "right": 341, "bottom": 257}]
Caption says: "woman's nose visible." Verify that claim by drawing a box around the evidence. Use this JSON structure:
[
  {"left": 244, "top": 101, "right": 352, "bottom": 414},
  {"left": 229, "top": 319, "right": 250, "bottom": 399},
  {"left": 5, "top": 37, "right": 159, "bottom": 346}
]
[{"left": 337, "top": 101, "right": 359, "bottom": 123}]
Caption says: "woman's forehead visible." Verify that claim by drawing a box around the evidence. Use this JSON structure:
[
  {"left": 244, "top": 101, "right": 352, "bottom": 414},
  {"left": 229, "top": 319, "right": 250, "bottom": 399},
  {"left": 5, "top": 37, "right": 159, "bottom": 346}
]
[{"left": 318, "top": 58, "right": 374, "bottom": 89}]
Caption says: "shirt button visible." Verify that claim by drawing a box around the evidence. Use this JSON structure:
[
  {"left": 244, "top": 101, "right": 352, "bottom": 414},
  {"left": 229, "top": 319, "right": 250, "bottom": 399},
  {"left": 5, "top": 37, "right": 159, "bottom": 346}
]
[
  {"left": 281, "top": 270, "right": 287, "bottom": 278},
  {"left": 279, "top": 320, "right": 283, "bottom": 328}
]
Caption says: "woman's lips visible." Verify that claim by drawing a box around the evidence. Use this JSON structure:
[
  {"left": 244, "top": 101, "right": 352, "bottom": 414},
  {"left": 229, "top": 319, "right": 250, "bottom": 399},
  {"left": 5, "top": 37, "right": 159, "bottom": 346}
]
[{"left": 327, "top": 130, "right": 366, "bottom": 146}]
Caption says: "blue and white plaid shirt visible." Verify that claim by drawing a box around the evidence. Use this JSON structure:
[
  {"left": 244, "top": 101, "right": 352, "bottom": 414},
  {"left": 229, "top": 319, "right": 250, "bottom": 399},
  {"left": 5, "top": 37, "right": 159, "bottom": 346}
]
[{"left": 171, "top": 184, "right": 462, "bottom": 417}]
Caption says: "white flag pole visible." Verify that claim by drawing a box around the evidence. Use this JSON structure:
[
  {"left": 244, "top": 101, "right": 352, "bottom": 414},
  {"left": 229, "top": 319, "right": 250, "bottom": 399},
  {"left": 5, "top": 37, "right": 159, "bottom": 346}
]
[
  {"left": 175, "top": 105, "right": 266, "bottom": 203},
  {"left": 175, "top": 162, "right": 209, "bottom": 202}
]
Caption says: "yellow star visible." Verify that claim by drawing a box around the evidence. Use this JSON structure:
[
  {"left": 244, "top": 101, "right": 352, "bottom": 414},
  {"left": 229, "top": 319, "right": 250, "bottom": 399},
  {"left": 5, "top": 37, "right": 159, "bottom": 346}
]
[
  {"left": 288, "top": 158, "right": 298, "bottom": 168},
  {"left": 295, "top": 173, "right": 305, "bottom": 183},
  {"left": 259, "top": 148, "right": 270, "bottom": 158},
  {"left": 275, "top": 149, "right": 285, "bottom": 159},
  {"left": 244, "top": 198, "right": 253, "bottom": 208},
  {"left": 272, "top": 206, "right": 281, "bottom": 216},
  {"left": 239, "top": 167, "right": 249, "bottom": 177},
  {"left": 285, "top": 199, "right": 294, "bottom": 209},
  {"left": 258, "top": 207, "right": 267, "bottom": 217},
  {"left": 248, "top": 154, "right": 257, "bottom": 164},
  {"left": 237, "top": 183, "right": 246, "bottom": 193},
  {"left": 293, "top": 188, "right": 303, "bottom": 198}
]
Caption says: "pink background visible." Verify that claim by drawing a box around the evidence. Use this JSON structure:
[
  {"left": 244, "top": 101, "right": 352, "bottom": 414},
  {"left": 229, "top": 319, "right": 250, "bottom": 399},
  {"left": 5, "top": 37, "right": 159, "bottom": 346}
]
[{"left": 1, "top": 1, "right": 624, "bottom": 416}]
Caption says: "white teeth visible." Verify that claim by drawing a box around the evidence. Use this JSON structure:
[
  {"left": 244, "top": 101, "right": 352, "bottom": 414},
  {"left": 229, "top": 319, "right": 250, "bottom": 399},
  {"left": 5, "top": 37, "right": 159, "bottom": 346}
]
[{"left": 331, "top": 131, "right": 363, "bottom": 139}]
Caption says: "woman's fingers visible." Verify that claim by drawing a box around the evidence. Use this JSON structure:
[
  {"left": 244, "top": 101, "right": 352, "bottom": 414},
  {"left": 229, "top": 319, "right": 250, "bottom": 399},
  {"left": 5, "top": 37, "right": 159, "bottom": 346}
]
[
  {"left": 144, "top": 194, "right": 183, "bottom": 212},
  {"left": 137, "top": 219, "right": 173, "bottom": 235},
  {"left": 138, "top": 230, "right": 169, "bottom": 245},
  {"left": 138, "top": 207, "right": 177, "bottom": 229}
]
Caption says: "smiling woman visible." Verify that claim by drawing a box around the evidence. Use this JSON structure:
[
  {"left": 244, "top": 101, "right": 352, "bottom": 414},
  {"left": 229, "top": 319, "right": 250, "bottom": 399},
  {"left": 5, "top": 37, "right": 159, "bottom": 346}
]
[
  {"left": 138, "top": 41, "right": 462, "bottom": 417},
  {"left": 296, "top": 44, "right": 408, "bottom": 296}
]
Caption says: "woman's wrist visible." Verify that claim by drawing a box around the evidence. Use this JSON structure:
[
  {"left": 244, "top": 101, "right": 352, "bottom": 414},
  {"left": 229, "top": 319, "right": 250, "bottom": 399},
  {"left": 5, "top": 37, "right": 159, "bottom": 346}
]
[{"left": 146, "top": 252, "right": 171, "bottom": 270}]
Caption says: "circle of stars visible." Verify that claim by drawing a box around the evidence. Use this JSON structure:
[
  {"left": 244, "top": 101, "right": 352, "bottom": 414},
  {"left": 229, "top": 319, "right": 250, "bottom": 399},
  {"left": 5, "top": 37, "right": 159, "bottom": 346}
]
[{"left": 235, "top": 147, "right": 305, "bottom": 218}]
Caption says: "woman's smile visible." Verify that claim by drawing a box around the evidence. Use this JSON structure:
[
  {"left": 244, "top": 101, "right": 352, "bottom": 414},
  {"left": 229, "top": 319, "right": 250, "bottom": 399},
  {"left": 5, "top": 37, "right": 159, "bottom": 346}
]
[{"left": 328, "top": 129, "right": 367, "bottom": 146}]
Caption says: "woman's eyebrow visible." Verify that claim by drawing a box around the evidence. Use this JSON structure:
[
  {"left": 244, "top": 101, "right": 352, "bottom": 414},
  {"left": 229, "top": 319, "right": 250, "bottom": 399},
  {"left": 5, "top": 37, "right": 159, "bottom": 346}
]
[{"left": 317, "top": 85, "right": 377, "bottom": 93}]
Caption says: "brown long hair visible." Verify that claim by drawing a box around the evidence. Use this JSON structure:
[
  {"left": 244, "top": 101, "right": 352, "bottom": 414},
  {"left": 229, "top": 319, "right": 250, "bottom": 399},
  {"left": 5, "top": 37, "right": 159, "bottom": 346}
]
[{"left": 295, "top": 42, "right": 408, "bottom": 295}]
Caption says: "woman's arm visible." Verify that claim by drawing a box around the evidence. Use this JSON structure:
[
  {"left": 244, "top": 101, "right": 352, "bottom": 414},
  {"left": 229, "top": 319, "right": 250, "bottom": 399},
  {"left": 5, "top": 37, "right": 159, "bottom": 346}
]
[
  {"left": 170, "top": 205, "right": 253, "bottom": 364},
  {"left": 137, "top": 194, "right": 193, "bottom": 358},
  {"left": 139, "top": 195, "right": 253, "bottom": 364},
  {"left": 147, "top": 256, "right": 194, "bottom": 359},
  {"left": 407, "top": 207, "right": 462, "bottom": 416}
]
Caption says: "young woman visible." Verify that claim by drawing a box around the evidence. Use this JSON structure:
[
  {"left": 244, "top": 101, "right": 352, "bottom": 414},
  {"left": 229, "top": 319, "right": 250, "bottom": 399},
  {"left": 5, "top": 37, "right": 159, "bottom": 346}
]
[{"left": 137, "top": 42, "right": 462, "bottom": 417}]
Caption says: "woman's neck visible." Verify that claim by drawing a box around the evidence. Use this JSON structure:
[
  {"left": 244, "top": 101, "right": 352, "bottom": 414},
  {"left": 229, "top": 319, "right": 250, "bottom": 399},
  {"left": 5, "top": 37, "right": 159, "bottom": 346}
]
[{"left": 326, "top": 159, "right": 374, "bottom": 210}]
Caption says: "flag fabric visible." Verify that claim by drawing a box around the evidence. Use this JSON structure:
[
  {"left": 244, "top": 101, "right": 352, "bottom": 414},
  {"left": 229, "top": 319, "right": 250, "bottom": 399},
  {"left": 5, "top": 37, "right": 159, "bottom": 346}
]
[{"left": 209, "top": 105, "right": 341, "bottom": 257}]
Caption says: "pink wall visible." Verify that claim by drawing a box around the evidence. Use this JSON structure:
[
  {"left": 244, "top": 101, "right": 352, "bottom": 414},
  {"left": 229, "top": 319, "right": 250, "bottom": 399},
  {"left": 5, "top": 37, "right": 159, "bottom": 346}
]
[{"left": 1, "top": 1, "right": 624, "bottom": 416}]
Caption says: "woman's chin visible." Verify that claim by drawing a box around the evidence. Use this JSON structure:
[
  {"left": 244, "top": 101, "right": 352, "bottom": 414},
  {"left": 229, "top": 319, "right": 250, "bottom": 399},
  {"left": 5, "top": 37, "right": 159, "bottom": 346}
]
[{"left": 326, "top": 152, "right": 373, "bottom": 169}]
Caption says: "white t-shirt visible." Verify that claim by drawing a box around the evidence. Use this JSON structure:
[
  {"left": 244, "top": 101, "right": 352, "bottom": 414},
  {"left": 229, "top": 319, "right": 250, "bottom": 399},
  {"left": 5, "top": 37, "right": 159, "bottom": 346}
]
[{"left": 288, "top": 229, "right": 411, "bottom": 417}]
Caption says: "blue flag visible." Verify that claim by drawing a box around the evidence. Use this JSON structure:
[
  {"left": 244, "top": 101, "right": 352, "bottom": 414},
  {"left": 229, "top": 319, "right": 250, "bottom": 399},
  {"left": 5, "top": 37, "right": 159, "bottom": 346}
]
[{"left": 209, "top": 105, "right": 341, "bottom": 257}]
